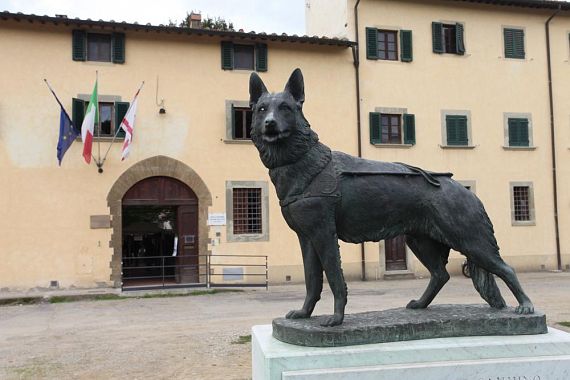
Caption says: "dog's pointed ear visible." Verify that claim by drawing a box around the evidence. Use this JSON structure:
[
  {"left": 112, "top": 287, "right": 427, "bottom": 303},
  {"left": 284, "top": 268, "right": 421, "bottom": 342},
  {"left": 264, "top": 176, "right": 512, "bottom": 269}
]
[
  {"left": 249, "top": 72, "right": 268, "bottom": 107},
  {"left": 284, "top": 68, "right": 305, "bottom": 105}
]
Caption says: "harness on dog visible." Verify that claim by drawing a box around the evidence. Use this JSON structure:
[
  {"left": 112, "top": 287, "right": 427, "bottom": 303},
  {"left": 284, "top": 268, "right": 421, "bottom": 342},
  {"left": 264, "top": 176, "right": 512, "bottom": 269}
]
[{"left": 341, "top": 163, "right": 453, "bottom": 187}]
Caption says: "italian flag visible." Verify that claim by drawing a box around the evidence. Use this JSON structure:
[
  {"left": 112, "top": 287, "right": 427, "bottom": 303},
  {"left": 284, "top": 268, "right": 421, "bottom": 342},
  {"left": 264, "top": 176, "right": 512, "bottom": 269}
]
[{"left": 81, "top": 80, "right": 98, "bottom": 164}]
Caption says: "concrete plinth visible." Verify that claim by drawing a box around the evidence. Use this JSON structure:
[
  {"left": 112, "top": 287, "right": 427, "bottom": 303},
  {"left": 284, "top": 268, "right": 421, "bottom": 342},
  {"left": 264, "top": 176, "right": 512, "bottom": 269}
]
[{"left": 252, "top": 325, "right": 570, "bottom": 380}]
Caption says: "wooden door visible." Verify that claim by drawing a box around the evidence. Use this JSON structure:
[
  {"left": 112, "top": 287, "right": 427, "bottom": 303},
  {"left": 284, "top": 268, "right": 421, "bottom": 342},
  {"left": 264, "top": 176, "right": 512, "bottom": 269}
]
[
  {"left": 385, "top": 235, "right": 407, "bottom": 271},
  {"left": 177, "top": 205, "right": 199, "bottom": 283}
]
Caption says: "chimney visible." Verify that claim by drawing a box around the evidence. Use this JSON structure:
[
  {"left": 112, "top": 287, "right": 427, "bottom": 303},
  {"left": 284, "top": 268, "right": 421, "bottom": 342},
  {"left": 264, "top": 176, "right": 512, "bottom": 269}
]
[{"left": 189, "top": 12, "right": 201, "bottom": 28}]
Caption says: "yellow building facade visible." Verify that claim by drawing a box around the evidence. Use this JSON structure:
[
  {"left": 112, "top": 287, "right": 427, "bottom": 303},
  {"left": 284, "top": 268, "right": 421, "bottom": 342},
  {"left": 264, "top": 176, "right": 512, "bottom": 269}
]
[{"left": 1, "top": 0, "right": 569, "bottom": 291}]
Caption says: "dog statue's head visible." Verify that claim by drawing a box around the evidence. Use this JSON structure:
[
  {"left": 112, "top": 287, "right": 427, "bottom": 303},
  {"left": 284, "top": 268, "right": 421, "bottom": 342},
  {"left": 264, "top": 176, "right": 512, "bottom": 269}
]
[{"left": 249, "top": 68, "right": 319, "bottom": 169}]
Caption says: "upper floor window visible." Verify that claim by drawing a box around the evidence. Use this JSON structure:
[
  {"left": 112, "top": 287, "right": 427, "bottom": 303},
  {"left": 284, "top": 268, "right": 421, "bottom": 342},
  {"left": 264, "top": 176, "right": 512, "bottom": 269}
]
[
  {"left": 72, "top": 30, "right": 125, "bottom": 63},
  {"left": 87, "top": 33, "right": 112, "bottom": 62},
  {"left": 366, "top": 28, "right": 413, "bottom": 62},
  {"left": 233, "top": 106, "right": 253, "bottom": 139},
  {"left": 221, "top": 41, "right": 268, "bottom": 71},
  {"left": 369, "top": 111, "right": 415, "bottom": 145},
  {"left": 225, "top": 100, "right": 253, "bottom": 143},
  {"left": 504, "top": 28, "right": 525, "bottom": 59},
  {"left": 440, "top": 110, "right": 472, "bottom": 148},
  {"left": 432, "top": 22, "right": 465, "bottom": 55},
  {"left": 445, "top": 115, "right": 468, "bottom": 146},
  {"left": 72, "top": 98, "right": 129, "bottom": 139}
]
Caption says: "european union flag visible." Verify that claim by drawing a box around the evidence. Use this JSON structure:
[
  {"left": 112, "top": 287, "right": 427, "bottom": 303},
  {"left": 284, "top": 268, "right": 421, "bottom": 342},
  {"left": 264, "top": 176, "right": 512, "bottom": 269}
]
[{"left": 56, "top": 107, "right": 79, "bottom": 165}]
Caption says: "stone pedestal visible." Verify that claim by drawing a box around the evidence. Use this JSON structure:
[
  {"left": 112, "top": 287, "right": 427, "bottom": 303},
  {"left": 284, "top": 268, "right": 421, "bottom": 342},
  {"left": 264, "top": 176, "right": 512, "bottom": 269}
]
[{"left": 252, "top": 325, "right": 570, "bottom": 380}]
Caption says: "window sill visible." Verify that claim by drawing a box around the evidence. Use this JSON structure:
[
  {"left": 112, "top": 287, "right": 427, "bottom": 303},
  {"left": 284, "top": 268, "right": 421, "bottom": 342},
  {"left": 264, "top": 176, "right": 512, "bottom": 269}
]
[
  {"left": 439, "top": 144, "right": 476, "bottom": 149},
  {"left": 227, "top": 234, "right": 268, "bottom": 243},
  {"left": 223, "top": 139, "right": 253, "bottom": 145},
  {"left": 502, "top": 146, "right": 537, "bottom": 151},
  {"left": 512, "top": 221, "right": 536, "bottom": 227},
  {"left": 372, "top": 143, "right": 414, "bottom": 149}
]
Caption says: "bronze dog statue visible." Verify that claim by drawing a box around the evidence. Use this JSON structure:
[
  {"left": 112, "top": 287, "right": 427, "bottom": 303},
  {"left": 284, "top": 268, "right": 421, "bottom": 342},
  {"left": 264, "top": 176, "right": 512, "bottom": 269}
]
[{"left": 249, "top": 68, "right": 534, "bottom": 326}]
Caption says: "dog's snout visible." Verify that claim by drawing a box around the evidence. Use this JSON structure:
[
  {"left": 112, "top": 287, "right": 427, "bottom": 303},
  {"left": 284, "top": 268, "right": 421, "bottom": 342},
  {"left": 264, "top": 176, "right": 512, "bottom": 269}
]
[{"left": 264, "top": 115, "right": 277, "bottom": 128}]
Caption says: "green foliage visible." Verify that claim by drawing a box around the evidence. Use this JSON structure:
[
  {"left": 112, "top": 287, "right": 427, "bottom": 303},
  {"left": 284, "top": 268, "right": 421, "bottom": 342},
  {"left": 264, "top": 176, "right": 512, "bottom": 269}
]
[
  {"left": 173, "top": 12, "right": 235, "bottom": 31},
  {"left": 559, "top": 322, "right": 570, "bottom": 328}
]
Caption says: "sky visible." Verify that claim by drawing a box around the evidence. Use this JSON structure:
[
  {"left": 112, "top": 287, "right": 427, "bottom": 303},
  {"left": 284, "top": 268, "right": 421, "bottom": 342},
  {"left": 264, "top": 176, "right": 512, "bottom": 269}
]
[{"left": 0, "top": 0, "right": 307, "bottom": 35}]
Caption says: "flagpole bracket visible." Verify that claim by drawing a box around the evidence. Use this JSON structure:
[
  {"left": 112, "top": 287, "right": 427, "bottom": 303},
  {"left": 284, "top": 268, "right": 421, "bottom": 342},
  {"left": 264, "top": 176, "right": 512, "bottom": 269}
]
[{"left": 96, "top": 162, "right": 104, "bottom": 174}]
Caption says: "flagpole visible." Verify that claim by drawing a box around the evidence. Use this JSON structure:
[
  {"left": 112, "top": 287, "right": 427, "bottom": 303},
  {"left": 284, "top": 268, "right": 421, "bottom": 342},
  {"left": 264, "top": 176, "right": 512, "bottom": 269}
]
[
  {"left": 95, "top": 71, "right": 102, "bottom": 171},
  {"left": 99, "top": 81, "right": 145, "bottom": 171},
  {"left": 44, "top": 79, "right": 72, "bottom": 121}
]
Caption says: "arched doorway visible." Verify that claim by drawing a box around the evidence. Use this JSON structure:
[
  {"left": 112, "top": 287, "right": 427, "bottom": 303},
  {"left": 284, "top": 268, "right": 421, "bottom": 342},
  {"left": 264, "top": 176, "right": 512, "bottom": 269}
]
[
  {"left": 122, "top": 176, "right": 199, "bottom": 289},
  {"left": 107, "top": 156, "right": 212, "bottom": 288}
]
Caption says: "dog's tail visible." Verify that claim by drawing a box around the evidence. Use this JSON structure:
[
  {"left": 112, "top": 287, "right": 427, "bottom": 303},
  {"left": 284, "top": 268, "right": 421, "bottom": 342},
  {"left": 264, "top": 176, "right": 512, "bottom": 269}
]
[{"left": 467, "top": 260, "right": 506, "bottom": 308}]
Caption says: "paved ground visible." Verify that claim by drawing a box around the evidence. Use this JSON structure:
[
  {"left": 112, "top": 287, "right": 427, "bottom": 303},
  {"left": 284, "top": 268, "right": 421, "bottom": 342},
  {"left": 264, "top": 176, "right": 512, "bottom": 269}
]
[{"left": 1, "top": 272, "right": 569, "bottom": 380}]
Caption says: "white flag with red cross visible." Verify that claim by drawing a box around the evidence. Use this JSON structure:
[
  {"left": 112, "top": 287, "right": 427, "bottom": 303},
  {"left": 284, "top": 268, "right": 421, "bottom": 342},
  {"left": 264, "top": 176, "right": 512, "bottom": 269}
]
[{"left": 119, "top": 88, "right": 141, "bottom": 161}]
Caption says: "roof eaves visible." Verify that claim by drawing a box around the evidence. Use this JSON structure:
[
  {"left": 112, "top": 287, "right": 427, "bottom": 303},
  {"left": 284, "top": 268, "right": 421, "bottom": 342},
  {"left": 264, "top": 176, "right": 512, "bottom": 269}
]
[
  {"left": 446, "top": 0, "right": 570, "bottom": 11},
  {"left": 0, "top": 11, "right": 357, "bottom": 47}
]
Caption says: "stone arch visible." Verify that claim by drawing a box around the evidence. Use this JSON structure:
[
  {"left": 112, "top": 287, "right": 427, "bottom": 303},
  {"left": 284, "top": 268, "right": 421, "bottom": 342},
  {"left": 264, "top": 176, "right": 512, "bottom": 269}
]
[{"left": 107, "top": 155, "right": 212, "bottom": 287}]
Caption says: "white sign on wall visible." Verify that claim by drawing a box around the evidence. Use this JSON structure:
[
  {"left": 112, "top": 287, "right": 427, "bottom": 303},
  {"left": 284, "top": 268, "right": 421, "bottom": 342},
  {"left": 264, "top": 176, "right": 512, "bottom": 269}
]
[{"left": 208, "top": 213, "right": 227, "bottom": 226}]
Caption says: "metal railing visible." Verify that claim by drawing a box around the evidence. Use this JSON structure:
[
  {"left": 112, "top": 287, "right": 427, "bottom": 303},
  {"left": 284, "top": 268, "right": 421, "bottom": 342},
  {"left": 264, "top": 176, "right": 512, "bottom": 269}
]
[{"left": 121, "top": 254, "right": 268, "bottom": 291}]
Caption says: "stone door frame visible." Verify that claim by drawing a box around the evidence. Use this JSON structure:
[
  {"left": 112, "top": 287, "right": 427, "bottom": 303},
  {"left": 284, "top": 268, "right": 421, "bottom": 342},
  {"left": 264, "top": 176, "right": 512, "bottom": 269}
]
[{"left": 106, "top": 156, "right": 212, "bottom": 287}]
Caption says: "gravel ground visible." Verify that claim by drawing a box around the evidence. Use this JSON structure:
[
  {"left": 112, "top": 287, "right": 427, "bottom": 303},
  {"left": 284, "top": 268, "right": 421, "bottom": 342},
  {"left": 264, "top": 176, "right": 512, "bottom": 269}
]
[{"left": 1, "top": 272, "right": 569, "bottom": 380}]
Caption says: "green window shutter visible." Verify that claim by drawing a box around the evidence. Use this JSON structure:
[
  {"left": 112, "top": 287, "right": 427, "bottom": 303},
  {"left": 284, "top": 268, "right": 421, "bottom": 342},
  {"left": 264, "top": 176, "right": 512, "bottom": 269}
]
[
  {"left": 504, "top": 28, "right": 525, "bottom": 59},
  {"left": 115, "top": 102, "right": 129, "bottom": 138},
  {"left": 369, "top": 112, "right": 381, "bottom": 143},
  {"left": 366, "top": 27, "right": 378, "bottom": 60},
  {"left": 255, "top": 43, "right": 268, "bottom": 72},
  {"left": 403, "top": 114, "right": 416, "bottom": 145},
  {"left": 230, "top": 104, "right": 236, "bottom": 139},
  {"left": 432, "top": 22, "right": 444, "bottom": 54},
  {"left": 221, "top": 41, "right": 234, "bottom": 70},
  {"left": 456, "top": 23, "right": 465, "bottom": 55},
  {"left": 72, "top": 30, "right": 86, "bottom": 61},
  {"left": 112, "top": 33, "right": 125, "bottom": 64},
  {"left": 400, "top": 30, "right": 413, "bottom": 62},
  {"left": 72, "top": 98, "right": 86, "bottom": 131},
  {"left": 508, "top": 118, "right": 529, "bottom": 147},
  {"left": 446, "top": 115, "right": 468, "bottom": 146}
]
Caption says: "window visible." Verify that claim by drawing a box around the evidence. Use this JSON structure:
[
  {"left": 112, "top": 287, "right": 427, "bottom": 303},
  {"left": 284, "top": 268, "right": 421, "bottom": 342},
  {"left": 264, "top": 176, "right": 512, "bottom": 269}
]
[
  {"left": 366, "top": 28, "right": 413, "bottom": 62},
  {"left": 432, "top": 22, "right": 465, "bottom": 55},
  {"left": 510, "top": 182, "right": 535, "bottom": 225},
  {"left": 508, "top": 118, "right": 530, "bottom": 147},
  {"left": 504, "top": 28, "right": 525, "bottom": 59},
  {"left": 446, "top": 115, "right": 468, "bottom": 145},
  {"left": 378, "top": 30, "right": 398, "bottom": 61},
  {"left": 233, "top": 107, "right": 253, "bottom": 139},
  {"left": 72, "top": 30, "right": 125, "bottom": 63},
  {"left": 226, "top": 181, "right": 269, "bottom": 242},
  {"left": 225, "top": 100, "right": 254, "bottom": 142},
  {"left": 72, "top": 97, "right": 129, "bottom": 139},
  {"left": 233, "top": 188, "right": 262, "bottom": 234},
  {"left": 441, "top": 111, "right": 471, "bottom": 147},
  {"left": 87, "top": 33, "right": 111, "bottom": 62},
  {"left": 381, "top": 114, "right": 401, "bottom": 143},
  {"left": 503, "top": 113, "right": 533, "bottom": 148},
  {"left": 221, "top": 42, "right": 268, "bottom": 71},
  {"left": 369, "top": 111, "right": 415, "bottom": 145},
  {"left": 458, "top": 180, "right": 476, "bottom": 194}
]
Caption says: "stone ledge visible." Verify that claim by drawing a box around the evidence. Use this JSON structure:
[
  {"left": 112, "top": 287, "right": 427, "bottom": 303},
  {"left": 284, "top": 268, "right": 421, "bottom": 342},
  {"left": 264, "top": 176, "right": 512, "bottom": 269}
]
[{"left": 272, "top": 304, "right": 547, "bottom": 347}]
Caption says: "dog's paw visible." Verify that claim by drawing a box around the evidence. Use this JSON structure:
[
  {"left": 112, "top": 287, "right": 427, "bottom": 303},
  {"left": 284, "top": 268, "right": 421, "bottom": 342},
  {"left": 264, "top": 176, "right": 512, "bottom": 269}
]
[
  {"left": 320, "top": 314, "right": 344, "bottom": 327},
  {"left": 286, "top": 309, "right": 310, "bottom": 319},
  {"left": 406, "top": 299, "right": 425, "bottom": 309},
  {"left": 515, "top": 303, "right": 534, "bottom": 314}
]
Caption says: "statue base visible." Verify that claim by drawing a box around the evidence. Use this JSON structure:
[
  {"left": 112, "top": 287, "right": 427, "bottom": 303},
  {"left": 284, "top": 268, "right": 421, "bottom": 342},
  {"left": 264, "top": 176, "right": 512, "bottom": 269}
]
[
  {"left": 252, "top": 324, "right": 570, "bottom": 380},
  {"left": 272, "top": 304, "right": 547, "bottom": 347}
]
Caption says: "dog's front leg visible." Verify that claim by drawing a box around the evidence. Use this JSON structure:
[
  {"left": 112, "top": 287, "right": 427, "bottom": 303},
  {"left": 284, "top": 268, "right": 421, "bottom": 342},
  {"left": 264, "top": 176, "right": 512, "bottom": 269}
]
[
  {"left": 314, "top": 230, "right": 347, "bottom": 327},
  {"left": 286, "top": 234, "right": 323, "bottom": 319}
]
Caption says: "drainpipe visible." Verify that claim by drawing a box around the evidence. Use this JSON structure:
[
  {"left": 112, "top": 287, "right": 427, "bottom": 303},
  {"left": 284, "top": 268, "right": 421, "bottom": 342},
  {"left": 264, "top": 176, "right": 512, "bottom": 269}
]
[
  {"left": 353, "top": 0, "right": 366, "bottom": 281},
  {"left": 545, "top": 6, "right": 563, "bottom": 271}
]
